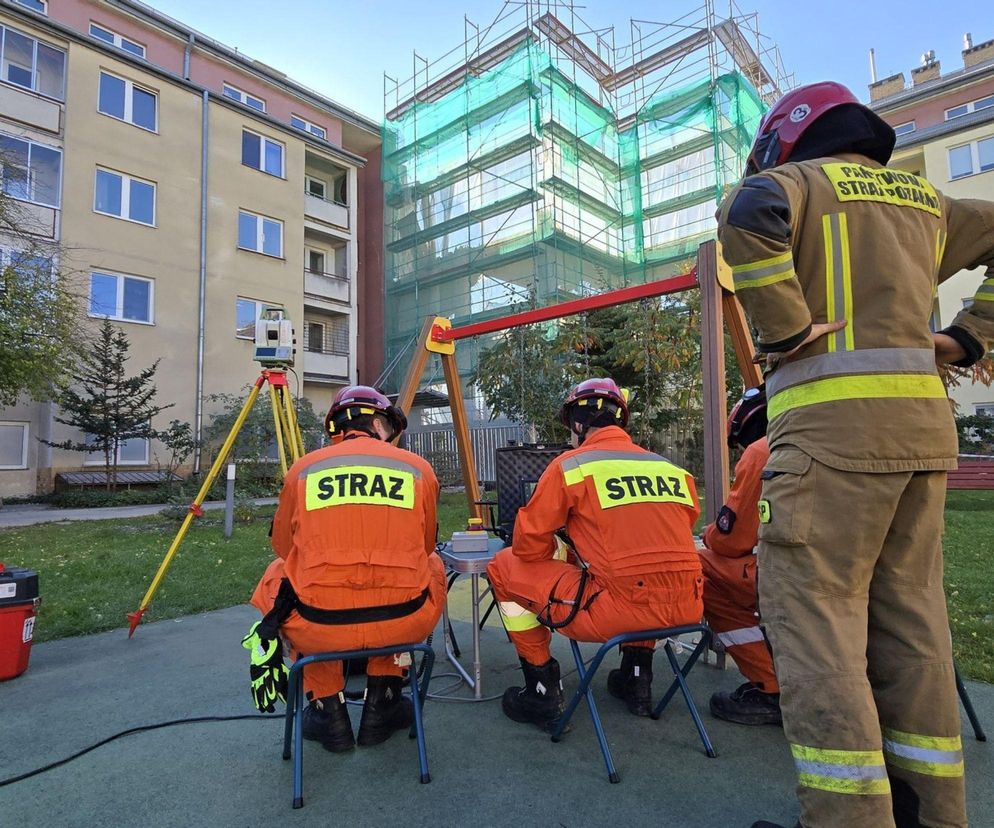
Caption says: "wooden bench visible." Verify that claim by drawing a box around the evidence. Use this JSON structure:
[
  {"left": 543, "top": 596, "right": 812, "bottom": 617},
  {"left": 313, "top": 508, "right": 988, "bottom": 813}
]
[
  {"left": 948, "top": 456, "right": 994, "bottom": 490},
  {"left": 55, "top": 470, "right": 181, "bottom": 491}
]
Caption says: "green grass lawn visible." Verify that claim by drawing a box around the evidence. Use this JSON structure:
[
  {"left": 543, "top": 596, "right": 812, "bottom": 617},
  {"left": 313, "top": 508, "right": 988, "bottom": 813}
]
[{"left": 2, "top": 490, "right": 991, "bottom": 682}]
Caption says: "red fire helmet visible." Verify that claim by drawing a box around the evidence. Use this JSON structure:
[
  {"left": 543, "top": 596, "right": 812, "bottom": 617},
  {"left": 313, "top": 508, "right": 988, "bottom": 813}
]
[{"left": 558, "top": 378, "right": 630, "bottom": 429}]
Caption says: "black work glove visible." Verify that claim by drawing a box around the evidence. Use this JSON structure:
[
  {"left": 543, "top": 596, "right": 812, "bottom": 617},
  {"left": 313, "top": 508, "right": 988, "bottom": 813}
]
[{"left": 241, "top": 621, "right": 288, "bottom": 713}]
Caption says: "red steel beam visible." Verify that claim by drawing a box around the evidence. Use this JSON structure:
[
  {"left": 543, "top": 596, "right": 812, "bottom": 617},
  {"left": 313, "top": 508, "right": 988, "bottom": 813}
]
[{"left": 438, "top": 269, "right": 698, "bottom": 342}]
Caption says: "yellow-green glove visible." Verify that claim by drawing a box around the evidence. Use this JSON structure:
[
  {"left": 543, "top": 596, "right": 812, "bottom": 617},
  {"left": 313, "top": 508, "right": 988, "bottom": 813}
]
[{"left": 242, "top": 621, "right": 288, "bottom": 713}]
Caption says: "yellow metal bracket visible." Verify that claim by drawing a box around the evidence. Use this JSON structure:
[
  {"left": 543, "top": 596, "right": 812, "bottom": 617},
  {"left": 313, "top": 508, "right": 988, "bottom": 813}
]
[{"left": 426, "top": 316, "right": 456, "bottom": 354}]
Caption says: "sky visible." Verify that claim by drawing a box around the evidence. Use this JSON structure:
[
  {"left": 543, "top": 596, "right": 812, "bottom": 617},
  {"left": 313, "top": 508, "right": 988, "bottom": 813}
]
[{"left": 150, "top": 0, "right": 988, "bottom": 121}]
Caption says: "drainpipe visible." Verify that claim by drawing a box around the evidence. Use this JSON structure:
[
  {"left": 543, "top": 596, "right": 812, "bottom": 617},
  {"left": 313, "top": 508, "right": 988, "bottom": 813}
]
[
  {"left": 184, "top": 33, "right": 194, "bottom": 79},
  {"left": 194, "top": 88, "right": 208, "bottom": 473}
]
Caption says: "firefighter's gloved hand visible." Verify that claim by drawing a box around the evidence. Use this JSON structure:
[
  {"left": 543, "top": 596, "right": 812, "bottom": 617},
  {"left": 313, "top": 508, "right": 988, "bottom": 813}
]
[{"left": 242, "top": 621, "right": 288, "bottom": 713}]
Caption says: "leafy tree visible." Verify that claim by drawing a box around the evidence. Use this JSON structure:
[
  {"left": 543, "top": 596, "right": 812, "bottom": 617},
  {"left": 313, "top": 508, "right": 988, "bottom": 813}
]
[
  {"left": 0, "top": 195, "right": 87, "bottom": 405},
  {"left": 153, "top": 419, "right": 198, "bottom": 488},
  {"left": 44, "top": 318, "right": 172, "bottom": 490},
  {"left": 954, "top": 413, "right": 994, "bottom": 455}
]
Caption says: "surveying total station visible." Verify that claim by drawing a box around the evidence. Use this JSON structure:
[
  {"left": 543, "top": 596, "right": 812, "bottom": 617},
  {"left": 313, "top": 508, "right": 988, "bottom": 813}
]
[{"left": 128, "top": 306, "right": 304, "bottom": 636}]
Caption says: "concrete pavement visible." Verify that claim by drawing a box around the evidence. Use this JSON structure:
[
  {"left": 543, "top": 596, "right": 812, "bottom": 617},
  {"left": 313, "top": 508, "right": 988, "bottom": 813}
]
[{"left": 0, "top": 498, "right": 278, "bottom": 528}]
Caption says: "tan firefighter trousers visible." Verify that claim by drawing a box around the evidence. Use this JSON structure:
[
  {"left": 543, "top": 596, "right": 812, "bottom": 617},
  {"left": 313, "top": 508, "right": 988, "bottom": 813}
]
[{"left": 757, "top": 447, "right": 967, "bottom": 828}]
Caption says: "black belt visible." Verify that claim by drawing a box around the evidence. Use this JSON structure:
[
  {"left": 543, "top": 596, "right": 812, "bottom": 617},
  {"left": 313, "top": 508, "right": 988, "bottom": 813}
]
[{"left": 258, "top": 577, "right": 429, "bottom": 638}]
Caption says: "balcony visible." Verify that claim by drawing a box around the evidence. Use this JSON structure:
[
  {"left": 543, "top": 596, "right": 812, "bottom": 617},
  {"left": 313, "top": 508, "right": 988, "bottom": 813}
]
[
  {"left": 304, "top": 192, "right": 349, "bottom": 230},
  {"left": 0, "top": 83, "right": 61, "bottom": 134},
  {"left": 303, "top": 350, "right": 349, "bottom": 380},
  {"left": 303, "top": 268, "right": 350, "bottom": 305}
]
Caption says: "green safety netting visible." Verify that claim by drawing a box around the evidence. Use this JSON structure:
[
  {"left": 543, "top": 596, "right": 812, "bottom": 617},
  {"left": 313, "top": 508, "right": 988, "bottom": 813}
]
[{"left": 381, "top": 40, "right": 765, "bottom": 386}]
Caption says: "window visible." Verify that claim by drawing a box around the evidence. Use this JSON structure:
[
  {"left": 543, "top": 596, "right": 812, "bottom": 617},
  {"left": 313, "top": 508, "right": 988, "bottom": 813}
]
[
  {"left": 306, "top": 248, "right": 326, "bottom": 275},
  {"left": 945, "top": 95, "right": 994, "bottom": 120},
  {"left": 0, "top": 422, "right": 29, "bottom": 469},
  {"left": 893, "top": 121, "right": 915, "bottom": 137},
  {"left": 241, "top": 130, "right": 284, "bottom": 177},
  {"left": 223, "top": 83, "right": 265, "bottom": 112},
  {"left": 12, "top": 0, "right": 46, "bottom": 13},
  {"left": 98, "top": 72, "right": 156, "bottom": 131},
  {"left": 290, "top": 115, "right": 326, "bottom": 140},
  {"left": 0, "top": 133, "right": 61, "bottom": 208},
  {"left": 305, "top": 321, "right": 324, "bottom": 351},
  {"left": 976, "top": 403, "right": 994, "bottom": 417},
  {"left": 94, "top": 168, "right": 155, "bottom": 225},
  {"left": 333, "top": 173, "right": 347, "bottom": 205},
  {"left": 237, "top": 210, "right": 283, "bottom": 257},
  {"left": 948, "top": 137, "right": 994, "bottom": 179},
  {"left": 0, "top": 24, "right": 65, "bottom": 99},
  {"left": 89, "top": 271, "right": 153, "bottom": 323},
  {"left": 84, "top": 435, "right": 149, "bottom": 466},
  {"left": 305, "top": 175, "right": 327, "bottom": 199},
  {"left": 236, "top": 297, "right": 272, "bottom": 339},
  {"left": 89, "top": 23, "right": 145, "bottom": 58}
]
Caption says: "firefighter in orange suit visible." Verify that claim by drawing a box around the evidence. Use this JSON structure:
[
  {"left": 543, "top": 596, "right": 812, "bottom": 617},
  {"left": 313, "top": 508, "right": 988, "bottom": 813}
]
[
  {"left": 701, "top": 386, "right": 781, "bottom": 726},
  {"left": 486, "top": 378, "right": 704, "bottom": 729},
  {"left": 247, "top": 386, "right": 446, "bottom": 753},
  {"left": 718, "top": 81, "right": 994, "bottom": 828}
]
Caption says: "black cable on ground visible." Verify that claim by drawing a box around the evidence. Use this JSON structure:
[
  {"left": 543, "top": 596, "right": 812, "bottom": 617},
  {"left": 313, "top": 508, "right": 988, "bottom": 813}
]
[{"left": 0, "top": 713, "right": 282, "bottom": 789}]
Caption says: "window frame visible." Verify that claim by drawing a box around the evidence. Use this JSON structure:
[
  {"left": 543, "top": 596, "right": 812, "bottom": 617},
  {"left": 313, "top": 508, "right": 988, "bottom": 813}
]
[
  {"left": 944, "top": 94, "right": 994, "bottom": 121},
  {"left": 241, "top": 129, "right": 285, "bottom": 178},
  {"left": 290, "top": 114, "right": 327, "bottom": 140},
  {"left": 88, "top": 270, "right": 154, "bottom": 325},
  {"left": 948, "top": 136, "right": 994, "bottom": 180},
  {"left": 97, "top": 70, "right": 157, "bottom": 132},
  {"left": 237, "top": 209, "right": 284, "bottom": 258},
  {"left": 893, "top": 121, "right": 915, "bottom": 137},
  {"left": 12, "top": 0, "right": 47, "bottom": 13},
  {"left": 82, "top": 434, "right": 150, "bottom": 466},
  {"left": 975, "top": 403, "right": 994, "bottom": 417},
  {"left": 0, "top": 23, "right": 66, "bottom": 100},
  {"left": 93, "top": 167, "right": 157, "bottom": 226},
  {"left": 305, "top": 247, "right": 326, "bottom": 275},
  {"left": 305, "top": 320, "right": 325, "bottom": 352},
  {"left": 0, "top": 421, "right": 29, "bottom": 470},
  {"left": 223, "top": 83, "right": 266, "bottom": 112},
  {"left": 305, "top": 174, "right": 327, "bottom": 200},
  {"left": 235, "top": 296, "right": 270, "bottom": 340},
  {"left": 0, "top": 132, "right": 63, "bottom": 208},
  {"left": 88, "top": 22, "right": 146, "bottom": 58}
]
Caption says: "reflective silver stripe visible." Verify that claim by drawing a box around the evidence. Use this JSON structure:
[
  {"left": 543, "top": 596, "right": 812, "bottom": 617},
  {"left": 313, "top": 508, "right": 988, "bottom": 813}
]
[
  {"left": 829, "top": 213, "right": 846, "bottom": 338},
  {"left": 794, "top": 759, "right": 889, "bottom": 781},
  {"left": 716, "top": 626, "right": 766, "bottom": 647},
  {"left": 882, "top": 739, "right": 962, "bottom": 766},
  {"left": 731, "top": 254, "right": 794, "bottom": 287},
  {"left": 302, "top": 454, "right": 422, "bottom": 478},
  {"left": 560, "top": 450, "right": 666, "bottom": 472},
  {"left": 975, "top": 284, "right": 994, "bottom": 300},
  {"left": 766, "top": 348, "right": 937, "bottom": 397}
]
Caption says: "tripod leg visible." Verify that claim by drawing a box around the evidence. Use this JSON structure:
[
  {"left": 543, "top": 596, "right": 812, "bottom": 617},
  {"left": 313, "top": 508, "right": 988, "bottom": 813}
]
[
  {"left": 269, "top": 383, "right": 289, "bottom": 477},
  {"left": 129, "top": 378, "right": 265, "bottom": 635},
  {"left": 281, "top": 384, "right": 305, "bottom": 461}
]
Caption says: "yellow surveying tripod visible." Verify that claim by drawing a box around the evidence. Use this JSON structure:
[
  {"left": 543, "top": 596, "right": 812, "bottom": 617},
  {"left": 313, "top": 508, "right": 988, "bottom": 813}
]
[{"left": 127, "top": 366, "right": 304, "bottom": 637}]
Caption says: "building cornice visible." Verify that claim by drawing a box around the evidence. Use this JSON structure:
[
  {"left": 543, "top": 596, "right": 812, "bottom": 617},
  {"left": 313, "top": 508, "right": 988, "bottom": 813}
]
[{"left": 870, "top": 60, "right": 994, "bottom": 114}]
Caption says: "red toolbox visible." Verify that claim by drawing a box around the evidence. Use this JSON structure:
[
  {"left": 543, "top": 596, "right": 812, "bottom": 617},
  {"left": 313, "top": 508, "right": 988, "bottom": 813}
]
[{"left": 0, "top": 563, "right": 40, "bottom": 681}]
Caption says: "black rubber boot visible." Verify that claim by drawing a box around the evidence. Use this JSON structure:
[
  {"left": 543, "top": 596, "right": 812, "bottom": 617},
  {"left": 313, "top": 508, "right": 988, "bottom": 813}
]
[
  {"left": 301, "top": 692, "right": 354, "bottom": 753},
  {"left": 501, "top": 657, "right": 566, "bottom": 731},
  {"left": 356, "top": 675, "right": 413, "bottom": 747},
  {"left": 710, "top": 682, "right": 783, "bottom": 726},
  {"left": 607, "top": 646, "right": 654, "bottom": 717}
]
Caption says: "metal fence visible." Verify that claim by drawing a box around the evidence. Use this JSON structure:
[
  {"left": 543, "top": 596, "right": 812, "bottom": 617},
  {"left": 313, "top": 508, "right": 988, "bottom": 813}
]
[{"left": 403, "top": 424, "right": 525, "bottom": 486}]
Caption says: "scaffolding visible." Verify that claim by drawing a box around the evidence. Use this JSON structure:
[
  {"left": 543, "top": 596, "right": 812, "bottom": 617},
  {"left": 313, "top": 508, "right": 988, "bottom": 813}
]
[{"left": 381, "top": 0, "right": 792, "bottom": 390}]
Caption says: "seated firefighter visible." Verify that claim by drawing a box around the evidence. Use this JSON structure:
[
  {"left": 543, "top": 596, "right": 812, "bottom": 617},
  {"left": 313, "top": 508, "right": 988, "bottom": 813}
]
[
  {"left": 243, "top": 385, "right": 446, "bottom": 751},
  {"left": 700, "top": 386, "right": 781, "bottom": 726},
  {"left": 487, "top": 378, "right": 705, "bottom": 729}
]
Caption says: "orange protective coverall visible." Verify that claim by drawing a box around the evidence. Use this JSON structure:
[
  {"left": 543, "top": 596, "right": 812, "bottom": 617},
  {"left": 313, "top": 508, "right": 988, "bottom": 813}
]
[
  {"left": 487, "top": 425, "right": 704, "bottom": 665},
  {"left": 251, "top": 433, "right": 446, "bottom": 700},
  {"left": 700, "top": 437, "right": 778, "bottom": 693}
]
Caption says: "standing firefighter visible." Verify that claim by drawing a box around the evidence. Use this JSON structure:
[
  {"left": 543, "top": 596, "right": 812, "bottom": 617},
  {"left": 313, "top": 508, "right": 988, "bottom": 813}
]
[
  {"left": 244, "top": 386, "right": 446, "bottom": 752},
  {"left": 487, "top": 378, "right": 704, "bottom": 729},
  {"left": 701, "top": 386, "right": 781, "bottom": 726},
  {"left": 717, "top": 81, "right": 994, "bottom": 828}
]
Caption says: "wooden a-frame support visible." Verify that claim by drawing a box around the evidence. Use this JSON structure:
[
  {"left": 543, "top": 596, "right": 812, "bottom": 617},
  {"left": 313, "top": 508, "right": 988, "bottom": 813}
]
[{"left": 394, "top": 240, "right": 761, "bottom": 525}]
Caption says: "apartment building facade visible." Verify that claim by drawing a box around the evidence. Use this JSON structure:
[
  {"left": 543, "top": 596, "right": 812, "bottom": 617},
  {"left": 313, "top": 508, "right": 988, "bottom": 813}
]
[
  {"left": 869, "top": 33, "right": 994, "bottom": 416},
  {"left": 0, "top": 0, "right": 385, "bottom": 497}
]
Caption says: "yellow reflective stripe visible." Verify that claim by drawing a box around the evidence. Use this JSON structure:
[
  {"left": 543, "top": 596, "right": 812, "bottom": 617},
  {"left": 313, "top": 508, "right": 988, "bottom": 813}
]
[
  {"left": 734, "top": 268, "right": 796, "bottom": 290},
  {"left": 304, "top": 465, "right": 415, "bottom": 510},
  {"left": 974, "top": 278, "right": 994, "bottom": 302},
  {"left": 730, "top": 250, "right": 792, "bottom": 273},
  {"left": 839, "top": 214, "right": 855, "bottom": 351},
  {"left": 791, "top": 744, "right": 885, "bottom": 766},
  {"left": 884, "top": 754, "right": 964, "bottom": 778},
  {"left": 497, "top": 601, "right": 542, "bottom": 632},
  {"left": 563, "top": 466, "right": 584, "bottom": 486},
  {"left": 934, "top": 228, "right": 947, "bottom": 276},
  {"left": 882, "top": 728, "right": 962, "bottom": 752},
  {"left": 823, "top": 214, "right": 837, "bottom": 353},
  {"left": 768, "top": 374, "right": 947, "bottom": 419},
  {"left": 797, "top": 773, "right": 891, "bottom": 796}
]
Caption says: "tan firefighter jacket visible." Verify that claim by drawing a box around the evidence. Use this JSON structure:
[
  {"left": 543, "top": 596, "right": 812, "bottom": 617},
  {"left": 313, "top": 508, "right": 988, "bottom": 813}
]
[{"left": 717, "top": 152, "right": 994, "bottom": 472}]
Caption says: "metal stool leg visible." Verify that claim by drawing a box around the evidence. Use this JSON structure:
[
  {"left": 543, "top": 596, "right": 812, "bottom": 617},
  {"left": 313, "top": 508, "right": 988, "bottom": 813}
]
[
  {"left": 956, "top": 665, "right": 988, "bottom": 742},
  {"left": 660, "top": 641, "right": 716, "bottom": 758},
  {"left": 408, "top": 644, "right": 435, "bottom": 782},
  {"left": 282, "top": 662, "right": 299, "bottom": 762},
  {"left": 292, "top": 663, "right": 306, "bottom": 808}
]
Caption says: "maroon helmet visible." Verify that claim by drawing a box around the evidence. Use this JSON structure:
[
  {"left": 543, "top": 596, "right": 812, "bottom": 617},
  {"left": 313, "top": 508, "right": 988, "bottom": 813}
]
[
  {"left": 559, "top": 378, "right": 630, "bottom": 429},
  {"left": 747, "top": 81, "right": 894, "bottom": 173},
  {"left": 727, "top": 385, "right": 767, "bottom": 449},
  {"left": 325, "top": 385, "right": 407, "bottom": 437}
]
